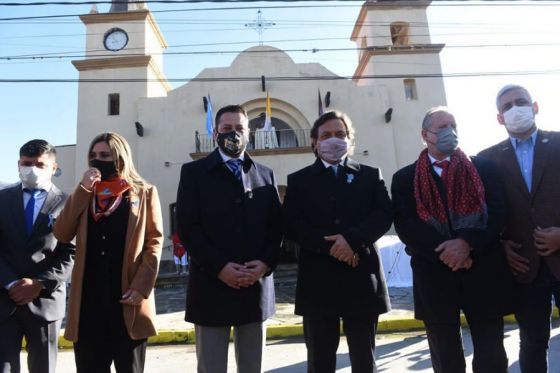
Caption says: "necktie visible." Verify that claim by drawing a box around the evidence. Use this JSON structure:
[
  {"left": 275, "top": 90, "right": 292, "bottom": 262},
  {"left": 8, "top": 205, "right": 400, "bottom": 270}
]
[
  {"left": 24, "top": 189, "right": 40, "bottom": 234},
  {"left": 434, "top": 160, "right": 450, "bottom": 185},
  {"left": 227, "top": 159, "right": 243, "bottom": 181},
  {"left": 330, "top": 165, "right": 338, "bottom": 176}
]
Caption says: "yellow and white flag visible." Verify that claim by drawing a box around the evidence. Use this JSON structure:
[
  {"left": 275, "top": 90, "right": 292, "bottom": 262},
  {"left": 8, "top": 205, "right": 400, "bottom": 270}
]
[{"left": 263, "top": 92, "right": 272, "bottom": 130}]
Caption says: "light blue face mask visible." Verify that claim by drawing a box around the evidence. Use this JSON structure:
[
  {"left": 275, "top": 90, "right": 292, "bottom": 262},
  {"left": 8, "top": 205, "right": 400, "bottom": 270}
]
[{"left": 431, "top": 127, "right": 458, "bottom": 155}]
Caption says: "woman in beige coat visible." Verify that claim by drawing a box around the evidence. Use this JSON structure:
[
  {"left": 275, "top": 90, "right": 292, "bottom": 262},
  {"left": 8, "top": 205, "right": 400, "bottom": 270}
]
[{"left": 54, "top": 132, "right": 163, "bottom": 373}]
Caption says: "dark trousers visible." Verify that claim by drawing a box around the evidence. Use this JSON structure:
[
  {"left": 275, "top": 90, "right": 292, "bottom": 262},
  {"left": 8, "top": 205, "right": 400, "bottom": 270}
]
[
  {"left": 424, "top": 316, "right": 507, "bottom": 373},
  {"left": 515, "top": 264, "right": 560, "bottom": 373},
  {"left": 0, "top": 306, "right": 60, "bottom": 373},
  {"left": 74, "top": 304, "right": 147, "bottom": 373},
  {"left": 303, "top": 313, "right": 379, "bottom": 373}
]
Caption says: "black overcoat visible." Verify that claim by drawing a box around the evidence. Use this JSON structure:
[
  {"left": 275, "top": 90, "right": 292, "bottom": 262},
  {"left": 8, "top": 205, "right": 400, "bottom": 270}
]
[
  {"left": 391, "top": 155, "right": 516, "bottom": 323},
  {"left": 176, "top": 149, "right": 282, "bottom": 326},
  {"left": 283, "top": 157, "right": 393, "bottom": 317}
]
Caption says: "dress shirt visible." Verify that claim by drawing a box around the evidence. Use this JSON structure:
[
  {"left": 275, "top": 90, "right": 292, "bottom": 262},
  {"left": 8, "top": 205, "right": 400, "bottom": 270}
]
[
  {"left": 320, "top": 157, "right": 346, "bottom": 175},
  {"left": 218, "top": 149, "right": 248, "bottom": 189},
  {"left": 22, "top": 184, "right": 51, "bottom": 224},
  {"left": 428, "top": 154, "right": 451, "bottom": 177},
  {"left": 509, "top": 129, "right": 537, "bottom": 192}
]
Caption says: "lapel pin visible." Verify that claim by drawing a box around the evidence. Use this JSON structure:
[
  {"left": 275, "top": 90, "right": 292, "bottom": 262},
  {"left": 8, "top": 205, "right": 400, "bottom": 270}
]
[
  {"left": 502, "top": 147, "right": 509, "bottom": 151},
  {"left": 346, "top": 174, "right": 354, "bottom": 184},
  {"left": 542, "top": 138, "right": 549, "bottom": 143},
  {"left": 48, "top": 213, "right": 55, "bottom": 228}
]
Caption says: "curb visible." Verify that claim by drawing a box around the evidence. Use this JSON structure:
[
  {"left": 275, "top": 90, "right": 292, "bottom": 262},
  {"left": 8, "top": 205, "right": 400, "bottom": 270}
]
[{"left": 55, "top": 308, "right": 559, "bottom": 348}]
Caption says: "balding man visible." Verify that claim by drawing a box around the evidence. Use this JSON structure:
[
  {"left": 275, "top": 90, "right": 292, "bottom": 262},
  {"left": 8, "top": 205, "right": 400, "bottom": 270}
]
[
  {"left": 478, "top": 85, "right": 560, "bottom": 373},
  {"left": 392, "top": 107, "right": 515, "bottom": 373}
]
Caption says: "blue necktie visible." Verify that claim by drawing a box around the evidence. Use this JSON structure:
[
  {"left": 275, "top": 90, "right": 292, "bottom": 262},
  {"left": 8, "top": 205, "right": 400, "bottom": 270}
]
[
  {"left": 227, "top": 159, "right": 243, "bottom": 181},
  {"left": 24, "top": 189, "right": 40, "bottom": 234}
]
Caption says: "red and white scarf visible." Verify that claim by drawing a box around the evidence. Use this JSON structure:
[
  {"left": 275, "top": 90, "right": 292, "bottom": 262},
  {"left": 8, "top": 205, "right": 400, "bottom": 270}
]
[
  {"left": 413, "top": 148, "right": 487, "bottom": 236},
  {"left": 91, "top": 178, "right": 131, "bottom": 222}
]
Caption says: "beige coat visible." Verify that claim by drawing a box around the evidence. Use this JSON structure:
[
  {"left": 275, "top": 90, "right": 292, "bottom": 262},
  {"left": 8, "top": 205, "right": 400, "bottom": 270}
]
[{"left": 53, "top": 183, "right": 163, "bottom": 342}]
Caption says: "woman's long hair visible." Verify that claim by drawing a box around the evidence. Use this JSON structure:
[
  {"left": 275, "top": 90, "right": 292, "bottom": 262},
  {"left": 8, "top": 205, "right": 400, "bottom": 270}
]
[{"left": 88, "top": 132, "right": 147, "bottom": 191}]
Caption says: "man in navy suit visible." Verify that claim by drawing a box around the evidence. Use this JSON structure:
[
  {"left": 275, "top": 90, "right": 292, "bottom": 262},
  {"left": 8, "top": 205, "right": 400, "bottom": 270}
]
[
  {"left": 176, "top": 105, "right": 282, "bottom": 373},
  {"left": 0, "top": 139, "right": 75, "bottom": 373},
  {"left": 283, "top": 110, "right": 393, "bottom": 373}
]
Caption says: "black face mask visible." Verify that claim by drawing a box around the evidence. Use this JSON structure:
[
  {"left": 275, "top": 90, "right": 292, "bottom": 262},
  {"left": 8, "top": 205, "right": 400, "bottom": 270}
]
[
  {"left": 89, "top": 159, "right": 118, "bottom": 180},
  {"left": 216, "top": 131, "right": 247, "bottom": 157}
]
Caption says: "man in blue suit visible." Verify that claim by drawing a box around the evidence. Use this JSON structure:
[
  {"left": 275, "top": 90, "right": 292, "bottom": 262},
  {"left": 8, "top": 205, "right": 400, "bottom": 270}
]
[
  {"left": 176, "top": 105, "right": 282, "bottom": 373},
  {"left": 0, "top": 139, "right": 75, "bottom": 373}
]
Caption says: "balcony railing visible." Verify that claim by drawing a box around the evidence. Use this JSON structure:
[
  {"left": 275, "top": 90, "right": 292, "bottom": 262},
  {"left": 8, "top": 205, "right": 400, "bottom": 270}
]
[{"left": 194, "top": 128, "right": 312, "bottom": 153}]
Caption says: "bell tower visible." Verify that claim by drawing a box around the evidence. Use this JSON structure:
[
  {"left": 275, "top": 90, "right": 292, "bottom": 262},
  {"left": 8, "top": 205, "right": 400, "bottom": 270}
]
[
  {"left": 351, "top": 0, "right": 447, "bottom": 166},
  {"left": 72, "top": 0, "right": 170, "bottom": 179}
]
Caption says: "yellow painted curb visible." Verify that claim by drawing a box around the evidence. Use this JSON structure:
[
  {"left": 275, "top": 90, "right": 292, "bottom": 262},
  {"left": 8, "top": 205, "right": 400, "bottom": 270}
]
[{"left": 54, "top": 308, "right": 560, "bottom": 348}]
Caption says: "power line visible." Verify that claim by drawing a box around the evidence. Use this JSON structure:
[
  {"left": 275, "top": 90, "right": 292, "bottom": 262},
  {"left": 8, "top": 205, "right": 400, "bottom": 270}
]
[
  {"left": 2, "top": 42, "right": 559, "bottom": 61},
  {"left": 1, "top": 0, "right": 559, "bottom": 6},
  {"left": 2, "top": 69, "right": 560, "bottom": 84}
]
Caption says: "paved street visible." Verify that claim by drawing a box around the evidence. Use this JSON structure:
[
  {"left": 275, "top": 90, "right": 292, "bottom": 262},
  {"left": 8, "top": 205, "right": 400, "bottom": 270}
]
[{"left": 23, "top": 323, "right": 560, "bottom": 372}]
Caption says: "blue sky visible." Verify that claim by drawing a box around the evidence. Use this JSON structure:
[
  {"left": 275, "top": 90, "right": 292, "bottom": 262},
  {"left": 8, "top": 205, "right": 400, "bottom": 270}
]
[{"left": 1, "top": 0, "right": 559, "bottom": 183}]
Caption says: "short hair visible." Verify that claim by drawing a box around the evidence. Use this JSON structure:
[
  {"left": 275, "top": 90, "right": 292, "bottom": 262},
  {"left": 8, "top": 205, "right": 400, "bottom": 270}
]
[
  {"left": 310, "top": 110, "right": 355, "bottom": 155},
  {"left": 422, "top": 106, "right": 454, "bottom": 130},
  {"left": 19, "top": 139, "right": 56, "bottom": 158},
  {"left": 214, "top": 105, "right": 248, "bottom": 129},
  {"left": 495, "top": 84, "right": 532, "bottom": 111}
]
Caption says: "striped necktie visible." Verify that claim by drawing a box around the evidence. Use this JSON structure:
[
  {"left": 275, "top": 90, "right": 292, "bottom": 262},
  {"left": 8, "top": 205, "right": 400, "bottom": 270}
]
[{"left": 227, "top": 159, "right": 243, "bottom": 181}]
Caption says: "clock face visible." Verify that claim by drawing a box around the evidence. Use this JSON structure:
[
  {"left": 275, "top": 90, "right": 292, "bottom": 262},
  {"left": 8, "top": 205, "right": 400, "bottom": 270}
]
[{"left": 103, "top": 28, "right": 128, "bottom": 51}]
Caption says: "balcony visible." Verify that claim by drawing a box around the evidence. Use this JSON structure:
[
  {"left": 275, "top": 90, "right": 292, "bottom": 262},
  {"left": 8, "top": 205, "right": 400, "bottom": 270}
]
[{"left": 191, "top": 128, "right": 313, "bottom": 159}]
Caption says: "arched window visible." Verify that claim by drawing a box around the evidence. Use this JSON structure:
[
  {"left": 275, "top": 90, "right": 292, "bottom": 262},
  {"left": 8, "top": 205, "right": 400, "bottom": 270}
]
[{"left": 390, "top": 22, "right": 410, "bottom": 46}]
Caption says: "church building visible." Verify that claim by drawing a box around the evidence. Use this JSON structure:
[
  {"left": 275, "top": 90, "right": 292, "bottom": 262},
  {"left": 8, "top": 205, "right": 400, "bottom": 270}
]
[{"left": 55, "top": 0, "right": 447, "bottom": 261}]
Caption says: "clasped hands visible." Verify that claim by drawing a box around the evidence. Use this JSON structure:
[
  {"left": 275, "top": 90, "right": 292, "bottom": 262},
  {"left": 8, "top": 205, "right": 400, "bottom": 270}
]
[
  {"left": 218, "top": 260, "right": 269, "bottom": 290},
  {"left": 435, "top": 238, "right": 472, "bottom": 271},
  {"left": 8, "top": 278, "right": 43, "bottom": 306},
  {"left": 325, "top": 234, "right": 359, "bottom": 268},
  {"left": 502, "top": 226, "right": 560, "bottom": 275}
]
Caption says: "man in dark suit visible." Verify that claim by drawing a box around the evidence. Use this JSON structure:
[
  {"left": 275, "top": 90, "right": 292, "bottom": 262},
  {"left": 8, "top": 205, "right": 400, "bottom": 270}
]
[
  {"left": 0, "top": 139, "right": 75, "bottom": 373},
  {"left": 392, "top": 107, "right": 515, "bottom": 373},
  {"left": 478, "top": 84, "right": 560, "bottom": 373},
  {"left": 176, "top": 105, "right": 282, "bottom": 373},
  {"left": 283, "top": 111, "right": 393, "bottom": 373}
]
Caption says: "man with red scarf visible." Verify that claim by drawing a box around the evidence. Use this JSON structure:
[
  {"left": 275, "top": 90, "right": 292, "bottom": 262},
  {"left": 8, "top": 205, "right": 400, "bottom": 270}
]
[{"left": 391, "top": 107, "right": 515, "bottom": 373}]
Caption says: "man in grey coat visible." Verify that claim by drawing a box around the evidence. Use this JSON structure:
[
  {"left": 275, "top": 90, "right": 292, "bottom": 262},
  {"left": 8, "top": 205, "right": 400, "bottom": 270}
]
[{"left": 0, "top": 139, "right": 75, "bottom": 373}]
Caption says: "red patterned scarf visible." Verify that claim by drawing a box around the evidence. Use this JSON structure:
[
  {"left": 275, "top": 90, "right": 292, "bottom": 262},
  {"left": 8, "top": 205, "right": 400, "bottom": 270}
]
[
  {"left": 413, "top": 148, "right": 487, "bottom": 236},
  {"left": 91, "top": 178, "right": 131, "bottom": 222}
]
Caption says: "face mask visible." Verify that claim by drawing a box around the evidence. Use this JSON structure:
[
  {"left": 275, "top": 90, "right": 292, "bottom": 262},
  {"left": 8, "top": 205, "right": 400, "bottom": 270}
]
[
  {"left": 503, "top": 105, "right": 535, "bottom": 134},
  {"left": 217, "top": 131, "right": 247, "bottom": 157},
  {"left": 317, "top": 137, "right": 349, "bottom": 164},
  {"left": 19, "top": 166, "right": 53, "bottom": 190},
  {"left": 433, "top": 127, "right": 458, "bottom": 156},
  {"left": 89, "top": 159, "right": 118, "bottom": 180}
]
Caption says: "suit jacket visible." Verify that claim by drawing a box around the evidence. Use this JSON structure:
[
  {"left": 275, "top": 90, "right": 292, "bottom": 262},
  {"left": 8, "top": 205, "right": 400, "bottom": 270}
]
[
  {"left": 391, "top": 156, "right": 515, "bottom": 322},
  {"left": 283, "top": 158, "right": 393, "bottom": 317},
  {"left": 478, "top": 130, "right": 560, "bottom": 283},
  {"left": 0, "top": 183, "right": 74, "bottom": 322},
  {"left": 176, "top": 149, "right": 282, "bottom": 326},
  {"left": 53, "top": 183, "right": 163, "bottom": 342}
]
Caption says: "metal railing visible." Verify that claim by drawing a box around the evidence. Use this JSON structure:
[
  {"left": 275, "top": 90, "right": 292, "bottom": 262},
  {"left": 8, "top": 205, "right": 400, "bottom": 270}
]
[{"left": 194, "top": 128, "right": 312, "bottom": 153}]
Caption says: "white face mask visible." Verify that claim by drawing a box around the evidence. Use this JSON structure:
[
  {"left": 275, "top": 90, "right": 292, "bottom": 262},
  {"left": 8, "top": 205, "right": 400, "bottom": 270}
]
[
  {"left": 317, "top": 137, "right": 349, "bottom": 164},
  {"left": 503, "top": 105, "right": 535, "bottom": 134},
  {"left": 19, "top": 166, "right": 53, "bottom": 190}
]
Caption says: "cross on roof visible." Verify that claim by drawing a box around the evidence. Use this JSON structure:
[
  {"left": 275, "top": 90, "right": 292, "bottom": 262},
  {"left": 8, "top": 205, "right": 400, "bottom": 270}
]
[{"left": 244, "top": 9, "right": 276, "bottom": 46}]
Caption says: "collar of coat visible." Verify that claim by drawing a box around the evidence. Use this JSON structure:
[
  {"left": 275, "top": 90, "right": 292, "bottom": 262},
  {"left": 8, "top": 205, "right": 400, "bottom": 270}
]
[
  {"left": 311, "top": 156, "right": 361, "bottom": 174},
  {"left": 204, "top": 148, "right": 255, "bottom": 173}
]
